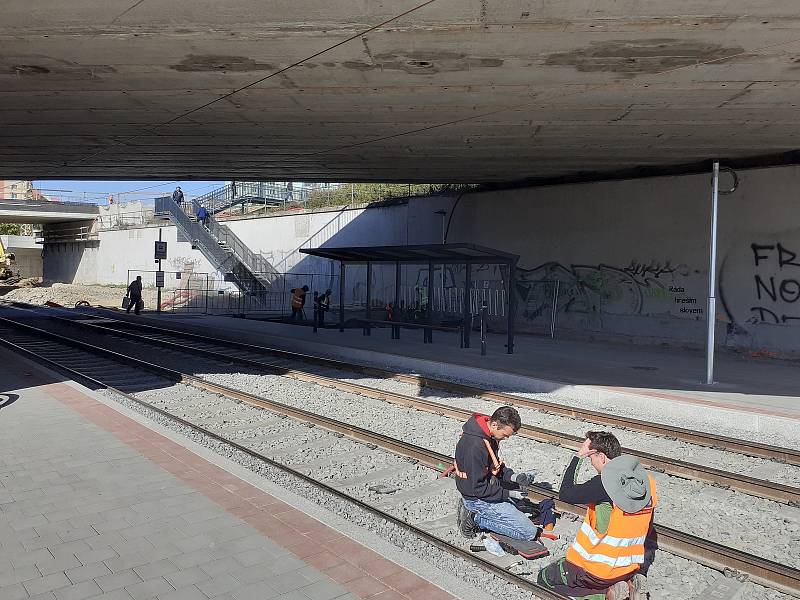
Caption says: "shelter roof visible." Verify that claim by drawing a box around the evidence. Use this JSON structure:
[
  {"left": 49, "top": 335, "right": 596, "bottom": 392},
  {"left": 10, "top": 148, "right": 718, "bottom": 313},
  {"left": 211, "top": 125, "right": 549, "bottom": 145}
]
[{"left": 300, "top": 243, "right": 518, "bottom": 264}]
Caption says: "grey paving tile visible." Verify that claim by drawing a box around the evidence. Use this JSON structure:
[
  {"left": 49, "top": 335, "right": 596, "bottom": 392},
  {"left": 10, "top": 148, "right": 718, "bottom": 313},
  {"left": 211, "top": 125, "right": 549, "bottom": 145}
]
[
  {"left": 24, "top": 534, "right": 68, "bottom": 552},
  {"left": 0, "top": 565, "right": 43, "bottom": 587},
  {"left": 85, "top": 590, "right": 134, "bottom": 600},
  {"left": 95, "top": 569, "right": 143, "bottom": 593},
  {"left": 229, "top": 565, "right": 273, "bottom": 586},
  {"left": 105, "top": 552, "right": 153, "bottom": 574},
  {"left": 297, "top": 580, "right": 347, "bottom": 600},
  {"left": 0, "top": 582, "right": 29, "bottom": 600},
  {"left": 164, "top": 568, "right": 210, "bottom": 589},
  {"left": 111, "top": 538, "right": 156, "bottom": 557},
  {"left": 156, "top": 585, "right": 209, "bottom": 600},
  {"left": 53, "top": 580, "right": 103, "bottom": 600},
  {"left": 66, "top": 562, "right": 113, "bottom": 584},
  {"left": 196, "top": 573, "right": 241, "bottom": 598},
  {"left": 24, "top": 572, "right": 72, "bottom": 597},
  {"left": 75, "top": 546, "right": 119, "bottom": 565},
  {"left": 47, "top": 540, "right": 92, "bottom": 560},
  {"left": 198, "top": 557, "right": 241, "bottom": 578},
  {"left": 124, "top": 577, "right": 176, "bottom": 600},
  {"left": 230, "top": 582, "right": 280, "bottom": 600},
  {"left": 37, "top": 554, "right": 83, "bottom": 576},
  {"left": 258, "top": 570, "right": 309, "bottom": 595},
  {"left": 170, "top": 549, "right": 216, "bottom": 570},
  {"left": 10, "top": 547, "right": 54, "bottom": 569},
  {"left": 133, "top": 559, "right": 180, "bottom": 581}
]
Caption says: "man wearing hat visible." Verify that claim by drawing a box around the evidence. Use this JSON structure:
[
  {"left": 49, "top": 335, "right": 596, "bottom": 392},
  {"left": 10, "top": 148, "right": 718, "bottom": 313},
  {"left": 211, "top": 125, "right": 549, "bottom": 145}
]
[{"left": 537, "top": 431, "right": 657, "bottom": 600}]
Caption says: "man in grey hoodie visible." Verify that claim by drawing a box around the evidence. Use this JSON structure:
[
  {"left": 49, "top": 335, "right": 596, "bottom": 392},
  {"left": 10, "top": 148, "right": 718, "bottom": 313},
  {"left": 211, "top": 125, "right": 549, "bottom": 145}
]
[{"left": 454, "top": 406, "right": 538, "bottom": 541}]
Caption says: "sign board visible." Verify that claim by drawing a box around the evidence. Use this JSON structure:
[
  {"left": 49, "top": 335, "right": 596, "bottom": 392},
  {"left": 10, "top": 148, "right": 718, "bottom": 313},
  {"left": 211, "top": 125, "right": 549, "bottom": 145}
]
[
  {"left": 154, "top": 241, "right": 168, "bottom": 260},
  {"left": 175, "top": 272, "right": 182, "bottom": 280},
  {"left": 155, "top": 271, "right": 165, "bottom": 288}
]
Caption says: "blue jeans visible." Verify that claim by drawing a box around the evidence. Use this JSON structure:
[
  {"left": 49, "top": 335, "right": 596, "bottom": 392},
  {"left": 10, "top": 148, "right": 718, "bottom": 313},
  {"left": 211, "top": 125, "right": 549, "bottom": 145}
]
[{"left": 462, "top": 497, "right": 538, "bottom": 541}]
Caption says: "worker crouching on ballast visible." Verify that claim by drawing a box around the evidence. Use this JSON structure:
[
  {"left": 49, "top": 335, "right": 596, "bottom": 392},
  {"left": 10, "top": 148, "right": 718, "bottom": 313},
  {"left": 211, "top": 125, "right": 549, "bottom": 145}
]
[
  {"left": 538, "top": 431, "right": 657, "bottom": 600},
  {"left": 453, "top": 407, "right": 547, "bottom": 545}
]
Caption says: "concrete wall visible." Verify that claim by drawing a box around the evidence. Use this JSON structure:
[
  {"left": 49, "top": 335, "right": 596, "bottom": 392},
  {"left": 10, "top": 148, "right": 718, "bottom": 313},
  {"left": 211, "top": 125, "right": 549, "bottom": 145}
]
[
  {"left": 224, "top": 198, "right": 449, "bottom": 275},
  {"left": 43, "top": 226, "right": 219, "bottom": 285},
  {"left": 40, "top": 166, "right": 800, "bottom": 353},
  {"left": 445, "top": 165, "right": 800, "bottom": 353},
  {"left": 1, "top": 235, "right": 42, "bottom": 278}
]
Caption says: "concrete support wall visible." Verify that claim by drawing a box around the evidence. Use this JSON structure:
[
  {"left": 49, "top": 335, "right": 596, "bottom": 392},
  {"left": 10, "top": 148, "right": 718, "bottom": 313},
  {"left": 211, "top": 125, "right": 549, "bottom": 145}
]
[
  {"left": 43, "top": 226, "right": 218, "bottom": 285},
  {"left": 445, "top": 165, "right": 800, "bottom": 354},
  {"left": 1, "top": 235, "right": 42, "bottom": 278},
  {"left": 40, "top": 166, "right": 800, "bottom": 353}
]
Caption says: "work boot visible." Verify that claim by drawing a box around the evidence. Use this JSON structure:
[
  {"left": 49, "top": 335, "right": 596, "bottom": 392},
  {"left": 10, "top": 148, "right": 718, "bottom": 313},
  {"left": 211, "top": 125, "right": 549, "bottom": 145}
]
[
  {"left": 456, "top": 500, "right": 478, "bottom": 538},
  {"left": 605, "top": 581, "right": 629, "bottom": 600},
  {"left": 628, "top": 573, "right": 647, "bottom": 600}
]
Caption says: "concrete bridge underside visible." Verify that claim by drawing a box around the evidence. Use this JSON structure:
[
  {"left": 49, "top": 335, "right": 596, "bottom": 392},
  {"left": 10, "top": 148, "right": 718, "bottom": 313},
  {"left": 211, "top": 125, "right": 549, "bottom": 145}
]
[{"left": 2, "top": 1, "right": 800, "bottom": 183}]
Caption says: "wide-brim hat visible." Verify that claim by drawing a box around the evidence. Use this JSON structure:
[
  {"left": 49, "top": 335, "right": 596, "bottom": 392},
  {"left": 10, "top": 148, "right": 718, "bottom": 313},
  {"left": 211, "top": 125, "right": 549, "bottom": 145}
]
[{"left": 601, "top": 455, "right": 651, "bottom": 513}]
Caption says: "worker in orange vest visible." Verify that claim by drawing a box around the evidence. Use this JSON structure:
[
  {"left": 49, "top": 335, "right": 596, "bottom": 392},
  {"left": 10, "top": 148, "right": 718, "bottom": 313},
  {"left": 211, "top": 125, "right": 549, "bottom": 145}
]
[
  {"left": 537, "top": 432, "right": 657, "bottom": 600},
  {"left": 290, "top": 285, "right": 308, "bottom": 321}
]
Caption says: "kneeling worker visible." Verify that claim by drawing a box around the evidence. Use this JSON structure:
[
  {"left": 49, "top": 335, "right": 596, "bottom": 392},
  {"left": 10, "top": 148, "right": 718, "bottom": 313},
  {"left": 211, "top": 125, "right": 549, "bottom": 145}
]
[
  {"left": 455, "top": 406, "right": 538, "bottom": 541},
  {"left": 538, "top": 431, "right": 657, "bottom": 600}
]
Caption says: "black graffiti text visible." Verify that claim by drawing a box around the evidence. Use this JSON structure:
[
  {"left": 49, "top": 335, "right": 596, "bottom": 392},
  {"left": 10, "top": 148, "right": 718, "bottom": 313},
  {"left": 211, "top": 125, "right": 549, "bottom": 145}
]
[{"left": 750, "top": 242, "right": 800, "bottom": 324}]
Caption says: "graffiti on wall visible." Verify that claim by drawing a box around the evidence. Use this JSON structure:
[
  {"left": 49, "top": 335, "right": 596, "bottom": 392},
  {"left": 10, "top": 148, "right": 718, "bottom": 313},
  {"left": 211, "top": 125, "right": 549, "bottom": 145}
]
[
  {"left": 168, "top": 256, "right": 201, "bottom": 272},
  {"left": 747, "top": 242, "right": 800, "bottom": 325},
  {"left": 515, "top": 260, "right": 698, "bottom": 325}
]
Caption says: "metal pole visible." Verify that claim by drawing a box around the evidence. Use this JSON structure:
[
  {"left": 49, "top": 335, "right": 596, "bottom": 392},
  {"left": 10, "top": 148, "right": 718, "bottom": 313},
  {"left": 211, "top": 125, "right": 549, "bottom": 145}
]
[
  {"left": 481, "top": 301, "right": 488, "bottom": 356},
  {"left": 365, "top": 262, "right": 372, "bottom": 336},
  {"left": 394, "top": 260, "right": 401, "bottom": 340},
  {"left": 339, "top": 262, "right": 346, "bottom": 332},
  {"left": 507, "top": 262, "right": 516, "bottom": 354},
  {"left": 427, "top": 261, "right": 434, "bottom": 343},
  {"left": 550, "top": 280, "right": 560, "bottom": 339},
  {"left": 156, "top": 228, "right": 162, "bottom": 313},
  {"left": 706, "top": 162, "right": 720, "bottom": 385},
  {"left": 463, "top": 261, "right": 471, "bottom": 348}
]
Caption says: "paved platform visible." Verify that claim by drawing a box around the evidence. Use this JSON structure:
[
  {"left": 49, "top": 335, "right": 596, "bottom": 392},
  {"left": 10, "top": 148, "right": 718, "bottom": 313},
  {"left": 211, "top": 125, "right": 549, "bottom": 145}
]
[
  {"left": 108, "top": 311, "right": 800, "bottom": 423},
  {"left": 0, "top": 348, "right": 462, "bottom": 600}
]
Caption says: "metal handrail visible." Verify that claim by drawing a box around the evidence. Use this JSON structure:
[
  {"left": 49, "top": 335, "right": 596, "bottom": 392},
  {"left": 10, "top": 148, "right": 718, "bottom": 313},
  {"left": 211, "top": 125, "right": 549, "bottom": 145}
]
[
  {"left": 194, "top": 181, "right": 313, "bottom": 215},
  {"left": 190, "top": 200, "right": 277, "bottom": 281}
]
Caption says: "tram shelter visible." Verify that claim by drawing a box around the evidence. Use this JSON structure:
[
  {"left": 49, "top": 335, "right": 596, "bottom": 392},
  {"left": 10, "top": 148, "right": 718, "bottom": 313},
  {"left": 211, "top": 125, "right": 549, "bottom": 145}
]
[{"left": 300, "top": 243, "right": 519, "bottom": 353}]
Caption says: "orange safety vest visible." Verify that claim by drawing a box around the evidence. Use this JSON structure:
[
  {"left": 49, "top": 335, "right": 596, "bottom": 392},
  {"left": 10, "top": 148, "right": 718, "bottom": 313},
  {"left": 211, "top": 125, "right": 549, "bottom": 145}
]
[
  {"left": 566, "top": 475, "right": 657, "bottom": 580},
  {"left": 452, "top": 438, "right": 503, "bottom": 480},
  {"left": 291, "top": 289, "right": 304, "bottom": 309}
]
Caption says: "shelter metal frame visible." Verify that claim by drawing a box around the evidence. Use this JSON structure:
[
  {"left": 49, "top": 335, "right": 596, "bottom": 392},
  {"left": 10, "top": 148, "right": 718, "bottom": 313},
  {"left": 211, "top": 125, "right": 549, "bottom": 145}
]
[{"left": 300, "top": 244, "right": 519, "bottom": 354}]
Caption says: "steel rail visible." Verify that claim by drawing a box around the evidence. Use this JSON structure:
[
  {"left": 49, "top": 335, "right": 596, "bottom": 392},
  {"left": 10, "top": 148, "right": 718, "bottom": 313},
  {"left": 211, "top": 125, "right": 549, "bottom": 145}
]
[
  {"left": 83, "top": 307, "right": 800, "bottom": 467},
  {"left": 51, "top": 313, "right": 800, "bottom": 506},
  {"left": 0, "top": 330, "right": 568, "bottom": 600},
  {"left": 0, "top": 313, "right": 798, "bottom": 596}
]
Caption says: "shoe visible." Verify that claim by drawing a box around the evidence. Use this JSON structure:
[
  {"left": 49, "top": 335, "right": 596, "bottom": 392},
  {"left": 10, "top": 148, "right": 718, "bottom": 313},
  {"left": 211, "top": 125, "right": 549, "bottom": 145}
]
[
  {"left": 628, "top": 573, "right": 646, "bottom": 600},
  {"left": 457, "top": 500, "right": 478, "bottom": 538},
  {"left": 605, "top": 581, "right": 629, "bottom": 600}
]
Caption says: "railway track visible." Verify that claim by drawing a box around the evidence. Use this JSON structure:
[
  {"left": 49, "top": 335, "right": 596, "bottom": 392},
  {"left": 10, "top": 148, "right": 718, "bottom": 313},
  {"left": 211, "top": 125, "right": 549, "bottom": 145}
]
[
  {"left": 81, "top": 306, "right": 800, "bottom": 468},
  {"left": 0, "top": 308, "right": 798, "bottom": 597},
  {"left": 21, "top": 307, "right": 799, "bottom": 506}
]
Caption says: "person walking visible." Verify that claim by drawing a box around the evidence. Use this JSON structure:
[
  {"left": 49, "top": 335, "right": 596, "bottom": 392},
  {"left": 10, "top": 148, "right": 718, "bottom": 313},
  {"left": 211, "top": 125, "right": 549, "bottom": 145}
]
[
  {"left": 537, "top": 432, "right": 657, "bottom": 600},
  {"left": 126, "top": 276, "right": 143, "bottom": 315},
  {"left": 172, "top": 186, "right": 184, "bottom": 206},
  {"left": 454, "top": 407, "right": 539, "bottom": 542},
  {"left": 197, "top": 205, "right": 210, "bottom": 228},
  {"left": 290, "top": 285, "right": 308, "bottom": 321},
  {"left": 317, "top": 289, "right": 332, "bottom": 327}
]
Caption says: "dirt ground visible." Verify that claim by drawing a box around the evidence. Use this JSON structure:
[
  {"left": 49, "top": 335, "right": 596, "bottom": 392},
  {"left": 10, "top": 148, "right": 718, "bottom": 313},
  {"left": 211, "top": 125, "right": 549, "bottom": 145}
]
[{"left": 0, "top": 282, "right": 127, "bottom": 307}]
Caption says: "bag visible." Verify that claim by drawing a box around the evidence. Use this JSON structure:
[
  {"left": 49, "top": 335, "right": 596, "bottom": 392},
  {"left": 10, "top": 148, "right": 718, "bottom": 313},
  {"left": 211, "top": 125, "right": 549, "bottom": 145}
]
[
  {"left": 122, "top": 296, "right": 130, "bottom": 309},
  {"left": 136, "top": 299, "right": 144, "bottom": 312}
]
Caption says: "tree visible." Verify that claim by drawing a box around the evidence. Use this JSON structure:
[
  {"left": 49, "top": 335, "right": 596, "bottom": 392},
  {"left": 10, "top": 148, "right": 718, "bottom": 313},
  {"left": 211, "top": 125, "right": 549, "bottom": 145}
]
[{"left": 0, "top": 223, "right": 21, "bottom": 235}]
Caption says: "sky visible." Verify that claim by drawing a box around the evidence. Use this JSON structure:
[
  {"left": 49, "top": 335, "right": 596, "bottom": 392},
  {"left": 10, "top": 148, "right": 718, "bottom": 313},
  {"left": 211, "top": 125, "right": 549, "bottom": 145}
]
[{"left": 31, "top": 180, "right": 226, "bottom": 204}]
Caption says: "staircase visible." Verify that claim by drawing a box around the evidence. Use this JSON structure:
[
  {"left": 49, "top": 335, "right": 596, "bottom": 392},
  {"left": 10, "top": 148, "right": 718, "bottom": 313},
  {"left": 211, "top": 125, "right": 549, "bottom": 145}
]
[
  {"left": 155, "top": 196, "right": 278, "bottom": 302},
  {"left": 195, "top": 181, "right": 311, "bottom": 215}
]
